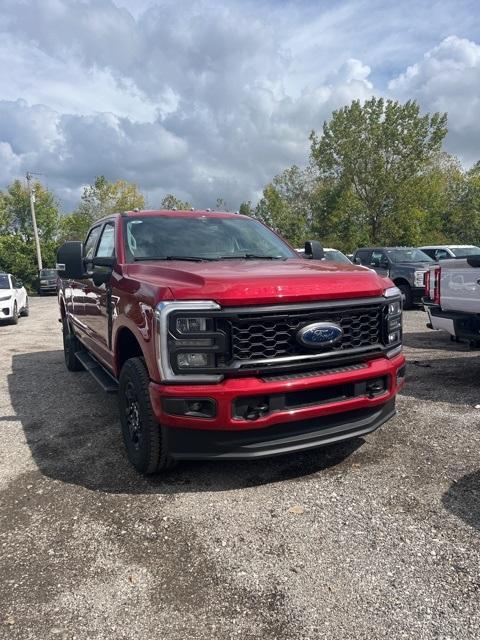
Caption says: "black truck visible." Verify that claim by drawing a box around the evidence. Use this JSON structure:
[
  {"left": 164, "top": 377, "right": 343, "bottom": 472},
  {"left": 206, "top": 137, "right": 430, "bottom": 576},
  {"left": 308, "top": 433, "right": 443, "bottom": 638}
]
[{"left": 353, "top": 247, "right": 434, "bottom": 309}]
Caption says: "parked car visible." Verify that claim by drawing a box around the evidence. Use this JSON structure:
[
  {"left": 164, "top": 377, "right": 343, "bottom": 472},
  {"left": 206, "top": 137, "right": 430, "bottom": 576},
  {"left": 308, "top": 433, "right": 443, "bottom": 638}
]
[
  {"left": 37, "top": 268, "right": 58, "bottom": 295},
  {"left": 423, "top": 255, "right": 480, "bottom": 347},
  {"left": 0, "top": 273, "right": 29, "bottom": 324},
  {"left": 57, "top": 209, "right": 405, "bottom": 475},
  {"left": 353, "top": 247, "right": 433, "bottom": 309},
  {"left": 296, "top": 247, "right": 352, "bottom": 264},
  {"left": 418, "top": 245, "right": 480, "bottom": 261}
]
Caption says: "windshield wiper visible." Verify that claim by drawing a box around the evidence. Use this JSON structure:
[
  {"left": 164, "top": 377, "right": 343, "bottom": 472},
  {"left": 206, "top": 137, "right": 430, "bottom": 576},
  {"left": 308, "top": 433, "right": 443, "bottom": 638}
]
[
  {"left": 133, "top": 256, "right": 218, "bottom": 262},
  {"left": 218, "top": 254, "right": 287, "bottom": 260}
]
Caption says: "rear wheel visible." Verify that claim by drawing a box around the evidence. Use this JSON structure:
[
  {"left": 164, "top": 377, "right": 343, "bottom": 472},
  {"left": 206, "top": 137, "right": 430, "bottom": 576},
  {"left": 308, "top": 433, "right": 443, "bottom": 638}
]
[
  {"left": 398, "top": 283, "right": 413, "bottom": 310},
  {"left": 9, "top": 303, "right": 18, "bottom": 325},
  {"left": 62, "top": 319, "right": 84, "bottom": 371},
  {"left": 119, "top": 357, "right": 174, "bottom": 475}
]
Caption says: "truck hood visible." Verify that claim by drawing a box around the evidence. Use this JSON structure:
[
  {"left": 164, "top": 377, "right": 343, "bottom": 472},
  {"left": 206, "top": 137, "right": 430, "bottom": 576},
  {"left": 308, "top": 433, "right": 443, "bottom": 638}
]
[
  {"left": 125, "top": 259, "right": 391, "bottom": 306},
  {"left": 394, "top": 261, "right": 432, "bottom": 269}
]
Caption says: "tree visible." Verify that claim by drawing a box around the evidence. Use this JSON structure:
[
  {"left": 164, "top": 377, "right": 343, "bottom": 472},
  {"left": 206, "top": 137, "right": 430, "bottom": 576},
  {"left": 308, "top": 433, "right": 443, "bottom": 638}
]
[
  {"left": 160, "top": 194, "right": 192, "bottom": 210},
  {"left": 58, "top": 210, "right": 94, "bottom": 242},
  {"left": 0, "top": 179, "right": 59, "bottom": 242},
  {"left": 255, "top": 165, "right": 314, "bottom": 246},
  {"left": 310, "top": 98, "right": 448, "bottom": 243},
  {"left": 77, "top": 176, "right": 145, "bottom": 221},
  {"left": 239, "top": 201, "right": 254, "bottom": 216}
]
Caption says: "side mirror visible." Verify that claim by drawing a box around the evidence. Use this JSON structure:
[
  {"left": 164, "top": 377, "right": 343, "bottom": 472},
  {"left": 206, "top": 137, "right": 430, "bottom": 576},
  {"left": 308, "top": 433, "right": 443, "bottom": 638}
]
[
  {"left": 304, "top": 240, "right": 325, "bottom": 260},
  {"left": 57, "top": 241, "right": 87, "bottom": 279}
]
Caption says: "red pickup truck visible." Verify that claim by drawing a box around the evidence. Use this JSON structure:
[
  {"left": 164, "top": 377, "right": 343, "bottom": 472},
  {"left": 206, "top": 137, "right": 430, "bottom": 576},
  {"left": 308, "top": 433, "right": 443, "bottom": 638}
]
[{"left": 56, "top": 210, "right": 405, "bottom": 474}]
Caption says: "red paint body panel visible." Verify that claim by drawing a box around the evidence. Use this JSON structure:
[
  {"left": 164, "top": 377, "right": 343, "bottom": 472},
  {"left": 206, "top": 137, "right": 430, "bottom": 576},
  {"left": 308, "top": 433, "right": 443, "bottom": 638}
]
[
  {"left": 59, "top": 210, "right": 405, "bottom": 447},
  {"left": 149, "top": 354, "right": 405, "bottom": 431}
]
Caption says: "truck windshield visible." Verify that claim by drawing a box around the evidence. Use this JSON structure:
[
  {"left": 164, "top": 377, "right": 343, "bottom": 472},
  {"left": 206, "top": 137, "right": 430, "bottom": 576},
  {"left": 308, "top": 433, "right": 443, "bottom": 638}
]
[
  {"left": 0, "top": 274, "right": 10, "bottom": 289},
  {"left": 124, "top": 216, "right": 297, "bottom": 261},
  {"left": 324, "top": 250, "right": 351, "bottom": 264},
  {"left": 40, "top": 269, "right": 57, "bottom": 277},
  {"left": 386, "top": 248, "right": 433, "bottom": 263},
  {"left": 451, "top": 247, "right": 480, "bottom": 257}
]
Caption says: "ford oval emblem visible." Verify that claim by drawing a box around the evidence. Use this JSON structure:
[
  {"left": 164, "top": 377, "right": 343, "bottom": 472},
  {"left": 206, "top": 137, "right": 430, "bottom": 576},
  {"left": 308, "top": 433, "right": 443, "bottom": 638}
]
[{"left": 297, "top": 322, "right": 343, "bottom": 348}]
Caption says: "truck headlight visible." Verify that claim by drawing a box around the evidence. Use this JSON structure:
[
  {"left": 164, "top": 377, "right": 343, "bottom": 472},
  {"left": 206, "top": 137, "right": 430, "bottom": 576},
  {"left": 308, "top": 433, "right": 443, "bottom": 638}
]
[
  {"left": 414, "top": 271, "right": 426, "bottom": 287},
  {"left": 384, "top": 292, "right": 402, "bottom": 348},
  {"left": 176, "top": 317, "right": 208, "bottom": 333},
  {"left": 155, "top": 300, "right": 225, "bottom": 382}
]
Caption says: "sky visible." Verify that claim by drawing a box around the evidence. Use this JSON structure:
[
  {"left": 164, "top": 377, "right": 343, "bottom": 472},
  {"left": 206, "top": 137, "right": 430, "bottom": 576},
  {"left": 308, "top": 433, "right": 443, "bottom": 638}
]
[{"left": 0, "top": 0, "right": 479, "bottom": 211}]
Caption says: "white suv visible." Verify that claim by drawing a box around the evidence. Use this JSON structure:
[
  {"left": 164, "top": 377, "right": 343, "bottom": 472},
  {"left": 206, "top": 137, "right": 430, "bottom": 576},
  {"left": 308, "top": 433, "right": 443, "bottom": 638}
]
[{"left": 0, "top": 273, "right": 29, "bottom": 324}]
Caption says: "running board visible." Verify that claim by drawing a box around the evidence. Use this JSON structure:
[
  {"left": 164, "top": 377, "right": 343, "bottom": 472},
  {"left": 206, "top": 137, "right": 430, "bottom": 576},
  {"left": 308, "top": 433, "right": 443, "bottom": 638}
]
[{"left": 75, "top": 351, "right": 119, "bottom": 394}]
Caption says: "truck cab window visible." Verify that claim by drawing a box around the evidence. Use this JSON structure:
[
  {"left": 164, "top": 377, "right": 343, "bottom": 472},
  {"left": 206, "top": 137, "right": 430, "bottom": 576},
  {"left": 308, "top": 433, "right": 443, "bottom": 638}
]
[
  {"left": 96, "top": 223, "right": 115, "bottom": 258},
  {"left": 84, "top": 226, "right": 102, "bottom": 260}
]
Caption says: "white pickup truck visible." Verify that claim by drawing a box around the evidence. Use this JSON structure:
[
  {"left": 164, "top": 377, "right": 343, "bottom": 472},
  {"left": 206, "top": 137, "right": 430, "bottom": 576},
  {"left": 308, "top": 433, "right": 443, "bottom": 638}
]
[{"left": 423, "top": 255, "right": 480, "bottom": 347}]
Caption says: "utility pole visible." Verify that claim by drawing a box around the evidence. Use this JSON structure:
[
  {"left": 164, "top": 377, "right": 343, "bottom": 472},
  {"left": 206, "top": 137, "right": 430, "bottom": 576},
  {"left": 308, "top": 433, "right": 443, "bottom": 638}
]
[{"left": 26, "top": 172, "right": 43, "bottom": 271}]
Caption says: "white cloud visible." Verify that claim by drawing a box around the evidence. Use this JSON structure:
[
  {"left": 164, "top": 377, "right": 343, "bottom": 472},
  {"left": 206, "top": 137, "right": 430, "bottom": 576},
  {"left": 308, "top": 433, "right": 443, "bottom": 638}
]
[
  {"left": 0, "top": 1, "right": 479, "bottom": 210},
  {"left": 389, "top": 36, "right": 480, "bottom": 165}
]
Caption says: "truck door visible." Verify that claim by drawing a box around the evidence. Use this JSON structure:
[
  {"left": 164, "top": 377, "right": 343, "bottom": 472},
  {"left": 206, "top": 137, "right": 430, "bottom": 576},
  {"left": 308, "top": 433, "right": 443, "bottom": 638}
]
[
  {"left": 82, "top": 221, "right": 116, "bottom": 369},
  {"left": 370, "top": 250, "right": 390, "bottom": 277},
  {"left": 70, "top": 224, "right": 102, "bottom": 336}
]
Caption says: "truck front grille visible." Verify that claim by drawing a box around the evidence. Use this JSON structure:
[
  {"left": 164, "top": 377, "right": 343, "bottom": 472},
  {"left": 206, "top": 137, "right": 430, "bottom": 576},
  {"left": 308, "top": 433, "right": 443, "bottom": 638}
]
[{"left": 225, "top": 304, "right": 383, "bottom": 362}]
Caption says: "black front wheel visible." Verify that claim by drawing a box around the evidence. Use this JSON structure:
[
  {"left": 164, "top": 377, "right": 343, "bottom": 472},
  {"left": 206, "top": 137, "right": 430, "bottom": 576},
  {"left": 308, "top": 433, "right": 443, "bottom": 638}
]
[
  {"left": 62, "top": 319, "right": 84, "bottom": 371},
  {"left": 119, "top": 357, "right": 174, "bottom": 474},
  {"left": 398, "top": 284, "right": 413, "bottom": 310}
]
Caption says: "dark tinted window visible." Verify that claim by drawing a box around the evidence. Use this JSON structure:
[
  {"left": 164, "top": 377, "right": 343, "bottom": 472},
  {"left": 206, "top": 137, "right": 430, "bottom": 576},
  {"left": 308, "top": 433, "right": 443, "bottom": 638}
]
[
  {"left": 0, "top": 274, "right": 10, "bottom": 289},
  {"left": 40, "top": 269, "right": 57, "bottom": 277},
  {"left": 124, "top": 216, "right": 297, "bottom": 261},
  {"left": 420, "top": 249, "right": 436, "bottom": 259},
  {"left": 355, "top": 250, "right": 372, "bottom": 265}
]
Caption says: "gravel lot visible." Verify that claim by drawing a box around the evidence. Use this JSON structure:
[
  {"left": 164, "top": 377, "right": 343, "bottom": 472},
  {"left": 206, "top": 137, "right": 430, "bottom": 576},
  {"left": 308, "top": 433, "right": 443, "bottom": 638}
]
[{"left": 1, "top": 297, "right": 479, "bottom": 640}]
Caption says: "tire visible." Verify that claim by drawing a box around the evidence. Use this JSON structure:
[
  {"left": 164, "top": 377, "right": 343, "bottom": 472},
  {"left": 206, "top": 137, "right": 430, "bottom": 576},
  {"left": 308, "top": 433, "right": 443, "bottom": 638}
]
[
  {"left": 118, "top": 357, "right": 174, "bottom": 475},
  {"left": 398, "top": 284, "right": 413, "bottom": 310},
  {"left": 20, "top": 297, "right": 29, "bottom": 317},
  {"left": 62, "top": 318, "right": 84, "bottom": 371},
  {"left": 9, "top": 303, "right": 18, "bottom": 325}
]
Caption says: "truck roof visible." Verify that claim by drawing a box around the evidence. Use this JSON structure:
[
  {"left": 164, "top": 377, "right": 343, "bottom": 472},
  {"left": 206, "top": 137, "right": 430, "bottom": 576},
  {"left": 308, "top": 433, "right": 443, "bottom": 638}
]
[
  {"left": 418, "top": 244, "right": 478, "bottom": 249},
  {"left": 96, "top": 209, "right": 248, "bottom": 224}
]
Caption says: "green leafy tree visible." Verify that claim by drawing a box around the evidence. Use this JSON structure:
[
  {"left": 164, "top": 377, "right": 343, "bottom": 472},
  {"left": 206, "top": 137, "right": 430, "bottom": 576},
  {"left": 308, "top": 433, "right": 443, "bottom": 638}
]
[
  {"left": 160, "top": 194, "right": 192, "bottom": 210},
  {"left": 310, "top": 98, "right": 448, "bottom": 244},
  {"left": 58, "top": 210, "right": 94, "bottom": 242},
  {"left": 77, "top": 176, "right": 145, "bottom": 221},
  {"left": 0, "top": 179, "right": 59, "bottom": 242},
  {"left": 255, "top": 165, "right": 314, "bottom": 247},
  {"left": 239, "top": 201, "right": 254, "bottom": 216}
]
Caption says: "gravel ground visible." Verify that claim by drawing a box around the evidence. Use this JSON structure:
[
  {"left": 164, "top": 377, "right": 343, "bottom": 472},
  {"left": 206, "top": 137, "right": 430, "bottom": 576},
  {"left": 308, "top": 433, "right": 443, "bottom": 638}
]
[{"left": 0, "top": 297, "right": 479, "bottom": 640}]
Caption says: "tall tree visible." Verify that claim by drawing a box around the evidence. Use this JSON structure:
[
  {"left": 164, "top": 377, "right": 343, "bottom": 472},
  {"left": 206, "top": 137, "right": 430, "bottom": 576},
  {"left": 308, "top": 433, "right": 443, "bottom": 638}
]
[
  {"left": 0, "top": 179, "right": 59, "bottom": 242},
  {"left": 160, "top": 194, "right": 192, "bottom": 210},
  {"left": 77, "top": 176, "right": 145, "bottom": 221},
  {"left": 310, "top": 98, "right": 448, "bottom": 243}
]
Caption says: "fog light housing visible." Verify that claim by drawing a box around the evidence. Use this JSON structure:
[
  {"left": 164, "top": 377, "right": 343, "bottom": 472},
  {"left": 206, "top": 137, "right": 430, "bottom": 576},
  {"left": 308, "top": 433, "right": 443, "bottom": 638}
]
[
  {"left": 388, "top": 330, "right": 401, "bottom": 344},
  {"left": 162, "top": 397, "right": 217, "bottom": 418},
  {"left": 177, "top": 353, "right": 214, "bottom": 368}
]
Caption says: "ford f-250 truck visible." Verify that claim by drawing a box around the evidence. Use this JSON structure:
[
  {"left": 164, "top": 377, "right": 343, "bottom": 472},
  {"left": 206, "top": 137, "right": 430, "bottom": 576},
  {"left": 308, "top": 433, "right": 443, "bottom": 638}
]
[
  {"left": 56, "top": 210, "right": 405, "bottom": 474},
  {"left": 423, "top": 255, "right": 480, "bottom": 347}
]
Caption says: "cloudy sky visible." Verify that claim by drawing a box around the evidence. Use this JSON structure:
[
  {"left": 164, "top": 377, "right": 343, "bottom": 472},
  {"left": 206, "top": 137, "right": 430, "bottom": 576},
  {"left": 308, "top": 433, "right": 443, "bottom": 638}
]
[{"left": 1, "top": 0, "right": 479, "bottom": 211}]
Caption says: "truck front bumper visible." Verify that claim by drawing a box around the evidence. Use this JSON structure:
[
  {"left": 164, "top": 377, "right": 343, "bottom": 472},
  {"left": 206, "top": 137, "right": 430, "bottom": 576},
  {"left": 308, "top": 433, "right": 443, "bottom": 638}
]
[{"left": 149, "top": 353, "right": 405, "bottom": 460}]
